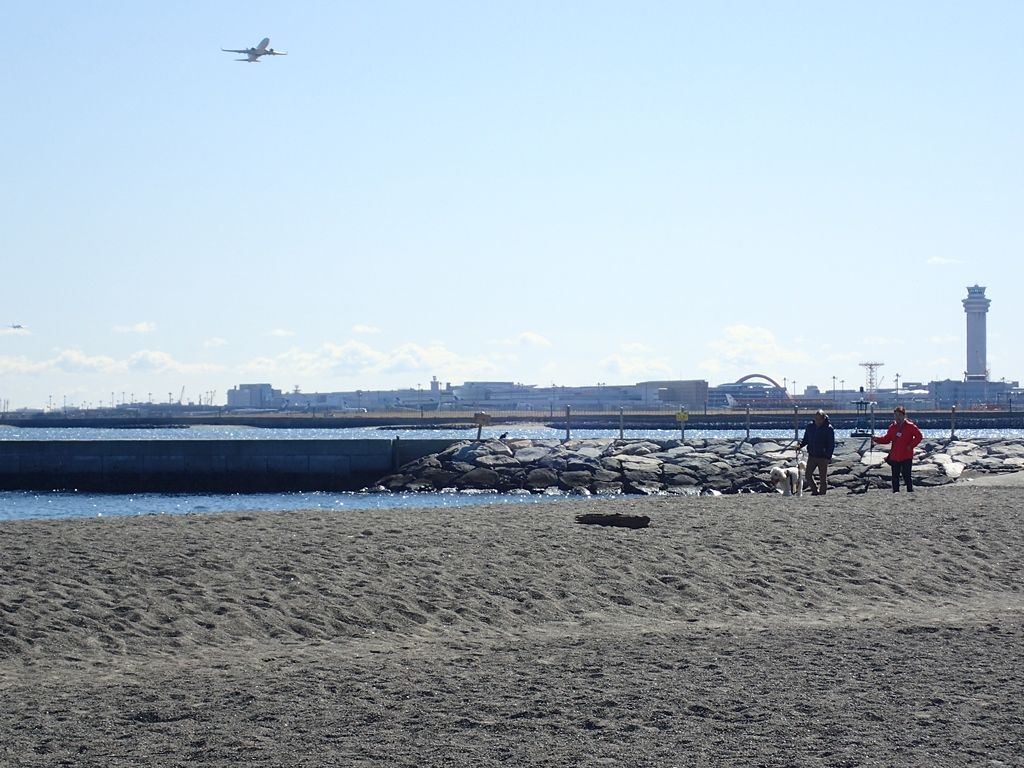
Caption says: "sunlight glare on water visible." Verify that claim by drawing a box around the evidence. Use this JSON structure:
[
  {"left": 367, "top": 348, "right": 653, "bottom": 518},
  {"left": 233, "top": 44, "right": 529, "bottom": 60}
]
[{"left": 0, "top": 488, "right": 601, "bottom": 522}]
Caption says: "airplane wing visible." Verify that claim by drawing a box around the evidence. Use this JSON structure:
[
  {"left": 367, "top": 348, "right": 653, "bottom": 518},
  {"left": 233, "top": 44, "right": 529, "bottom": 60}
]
[
  {"left": 265, "top": 50, "right": 287, "bottom": 56},
  {"left": 221, "top": 48, "right": 250, "bottom": 53}
]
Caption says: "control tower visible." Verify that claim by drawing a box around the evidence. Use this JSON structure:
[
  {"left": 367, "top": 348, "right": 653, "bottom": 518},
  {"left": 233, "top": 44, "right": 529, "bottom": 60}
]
[{"left": 962, "top": 285, "right": 990, "bottom": 381}]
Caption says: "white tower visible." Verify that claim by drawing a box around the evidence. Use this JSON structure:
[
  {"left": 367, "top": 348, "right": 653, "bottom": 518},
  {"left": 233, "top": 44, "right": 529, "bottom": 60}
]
[{"left": 962, "top": 285, "right": 990, "bottom": 381}]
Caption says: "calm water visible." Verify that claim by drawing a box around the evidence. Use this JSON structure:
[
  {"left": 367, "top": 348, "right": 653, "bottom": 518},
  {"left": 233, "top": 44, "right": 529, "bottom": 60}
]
[
  {"left": 3, "top": 424, "right": 1021, "bottom": 441},
  {"left": 0, "top": 488, "right": 598, "bottom": 523},
  {"left": 3, "top": 425, "right": 1019, "bottom": 522}
]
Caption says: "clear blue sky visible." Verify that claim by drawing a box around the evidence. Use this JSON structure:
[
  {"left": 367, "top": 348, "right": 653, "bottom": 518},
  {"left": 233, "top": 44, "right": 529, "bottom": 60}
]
[{"left": 2, "top": 2, "right": 1021, "bottom": 409}]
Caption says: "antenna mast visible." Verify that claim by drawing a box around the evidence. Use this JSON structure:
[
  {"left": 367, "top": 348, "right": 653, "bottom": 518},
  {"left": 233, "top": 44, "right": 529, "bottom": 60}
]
[{"left": 859, "top": 362, "right": 884, "bottom": 395}]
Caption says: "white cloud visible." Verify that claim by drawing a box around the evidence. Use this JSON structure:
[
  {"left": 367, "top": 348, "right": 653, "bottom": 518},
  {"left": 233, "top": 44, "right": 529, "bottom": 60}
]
[
  {"left": 52, "top": 348, "right": 125, "bottom": 374},
  {"left": 698, "top": 357, "right": 724, "bottom": 375},
  {"left": 363, "top": 341, "right": 497, "bottom": 379},
  {"left": 127, "top": 350, "right": 221, "bottom": 374},
  {"left": 318, "top": 341, "right": 388, "bottom": 375},
  {"left": 593, "top": 342, "right": 675, "bottom": 380},
  {"left": 241, "top": 356, "right": 280, "bottom": 375},
  {"left": 598, "top": 353, "right": 673, "bottom": 379},
  {"left": 113, "top": 322, "right": 156, "bottom": 334},
  {"left": 241, "top": 340, "right": 501, "bottom": 382},
  {"left": 492, "top": 331, "right": 553, "bottom": 348},
  {"left": 0, "top": 355, "right": 49, "bottom": 374},
  {"left": 1, "top": 326, "right": 30, "bottom": 336},
  {"left": 1, "top": 347, "right": 221, "bottom": 377},
  {"left": 352, "top": 324, "right": 381, "bottom": 335},
  {"left": 203, "top": 337, "right": 228, "bottom": 348},
  {"left": 699, "top": 325, "right": 810, "bottom": 375}
]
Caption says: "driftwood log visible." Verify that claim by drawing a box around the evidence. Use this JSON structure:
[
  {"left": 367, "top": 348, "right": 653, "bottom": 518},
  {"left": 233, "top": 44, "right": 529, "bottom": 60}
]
[{"left": 574, "top": 513, "right": 651, "bottom": 529}]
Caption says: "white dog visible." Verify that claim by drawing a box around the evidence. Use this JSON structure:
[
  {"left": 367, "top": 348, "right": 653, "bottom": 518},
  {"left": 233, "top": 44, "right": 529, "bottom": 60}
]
[{"left": 769, "top": 459, "right": 806, "bottom": 496}]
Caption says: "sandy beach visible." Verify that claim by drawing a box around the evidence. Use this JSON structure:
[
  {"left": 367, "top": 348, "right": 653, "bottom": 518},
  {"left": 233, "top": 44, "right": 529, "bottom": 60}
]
[{"left": 2, "top": 478, "right": 1023, "bottom": 766}]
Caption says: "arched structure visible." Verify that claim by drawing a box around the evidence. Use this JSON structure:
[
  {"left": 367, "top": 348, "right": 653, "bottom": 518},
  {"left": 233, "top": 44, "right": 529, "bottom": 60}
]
[{"left": 733, "top": 373, "right": 785, "bottom": 390}]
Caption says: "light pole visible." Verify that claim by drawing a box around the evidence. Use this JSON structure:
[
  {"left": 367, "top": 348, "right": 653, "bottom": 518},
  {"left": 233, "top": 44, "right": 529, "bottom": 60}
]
[
  {"left": 895, "top": 373, "right": 900, "bottom": 401},
  {"left": 832, "top": 375, "right": 837, "bottom": 404}
]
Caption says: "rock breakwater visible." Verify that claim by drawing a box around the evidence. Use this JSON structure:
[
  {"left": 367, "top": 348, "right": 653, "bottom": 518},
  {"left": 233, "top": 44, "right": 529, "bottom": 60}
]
[{"left": 375, "top": 437, "right": 1024, "bottom": 495}]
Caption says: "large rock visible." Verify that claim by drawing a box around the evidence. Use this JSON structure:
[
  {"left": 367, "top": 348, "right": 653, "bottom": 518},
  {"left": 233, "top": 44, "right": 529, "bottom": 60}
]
[
  {"left": 559, "top": 470, "right": 594, "bottom": 491},
  {"left": 616, "top": 455, "right": 663, "bottom": 473},
  {"left": 525, "top": 467, "right": 560, "bottom": 490},
  {"left": 614, "top": 442, "right": 661, "bottom": 456},
  {"left": 513, "top": 446, "right": 553, "bottom": 463},
  {"left": 476, "top": 453, "right": 520, "bottom": 468},
  {"left": 420, "top": 468, "right": 460, "bottom": 488},
  {"left": 373, "top": 436, "right": 1022, "bottom": 497},
  {"left": 458, "top": 467, "right": 501, "bottom": 489}
]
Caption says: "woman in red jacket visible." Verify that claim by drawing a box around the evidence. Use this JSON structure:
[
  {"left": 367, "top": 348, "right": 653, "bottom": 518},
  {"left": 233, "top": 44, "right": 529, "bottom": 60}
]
[{"left": 871, "top": 405, "right": 924, "bottom": 492}]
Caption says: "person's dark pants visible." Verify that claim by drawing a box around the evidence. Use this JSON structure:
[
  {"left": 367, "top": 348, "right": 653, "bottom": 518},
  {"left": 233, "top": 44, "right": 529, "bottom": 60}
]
[
  {"left": 890, "top": 459, "right": 914, "bottom": 492},
  {"left": 805, "top": 456, "right": 829, "bottom": 495}
]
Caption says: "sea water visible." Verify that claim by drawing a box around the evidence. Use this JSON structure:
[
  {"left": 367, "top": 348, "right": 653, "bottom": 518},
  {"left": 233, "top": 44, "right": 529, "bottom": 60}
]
[
  {"left": 0, "top": 488, "right": 595, "bottom": 523},
  {"left": 3, "top": 425, "right": 1021, "bottom": 442}
]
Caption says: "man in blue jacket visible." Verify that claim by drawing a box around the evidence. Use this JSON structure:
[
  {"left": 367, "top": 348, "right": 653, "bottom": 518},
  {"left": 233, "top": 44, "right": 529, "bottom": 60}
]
[{"left": 799, "top": 409, "right": 836, "bottom": 495}]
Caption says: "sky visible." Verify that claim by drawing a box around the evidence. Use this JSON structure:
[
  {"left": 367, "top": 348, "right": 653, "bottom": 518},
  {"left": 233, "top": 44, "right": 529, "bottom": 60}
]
[{"left": 2, "top": 2, "right": 1022, "bottom": 410}]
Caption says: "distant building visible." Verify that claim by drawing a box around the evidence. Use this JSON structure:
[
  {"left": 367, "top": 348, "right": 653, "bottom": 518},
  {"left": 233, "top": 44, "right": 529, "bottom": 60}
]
[
  {"left": 927, "top": 378, "right": 1018, "bottom": 409},
  {"left": 636, "top": 380, "right": 709, "bottom": 410},
  {"left": 226, "top": 383, "right": 283, "bottom": 409},
  {"left": 223, "top": 370, "right": 1021, "bottom": 414},
  {"left": 224, "top": 379, "right": 710, "bottom": 412}
]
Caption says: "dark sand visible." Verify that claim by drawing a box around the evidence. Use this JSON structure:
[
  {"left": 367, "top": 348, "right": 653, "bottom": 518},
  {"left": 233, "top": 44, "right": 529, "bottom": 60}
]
[{"left": 2, "top": 478, "right": 1023, "bottom": 766}]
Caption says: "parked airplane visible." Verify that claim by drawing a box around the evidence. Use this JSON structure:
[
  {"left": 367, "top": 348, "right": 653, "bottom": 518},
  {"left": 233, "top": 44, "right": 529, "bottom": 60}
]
[{"left": 221, "top": 37, "right": 287, "bottom": 63}]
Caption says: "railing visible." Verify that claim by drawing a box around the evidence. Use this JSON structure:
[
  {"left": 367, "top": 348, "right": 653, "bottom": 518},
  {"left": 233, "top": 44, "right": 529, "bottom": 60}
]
[{"left": 3, "top": 405, "right": 1020, "bottom": 432}]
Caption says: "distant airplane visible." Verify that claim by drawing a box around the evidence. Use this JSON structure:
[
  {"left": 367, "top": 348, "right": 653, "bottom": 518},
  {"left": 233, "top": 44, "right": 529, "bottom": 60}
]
[
  {"left": 9, "top": 324, "right": 24, "bottom": 330},
  {"left": 221, "top": 37, "right": 287, "bottom": 63}
]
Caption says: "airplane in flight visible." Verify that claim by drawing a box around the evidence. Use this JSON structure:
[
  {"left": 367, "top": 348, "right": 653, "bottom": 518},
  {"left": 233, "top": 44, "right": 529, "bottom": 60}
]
[
  {"left": 9, "top": 324, "right": 25, "bottom": 330},
  {"left": 221, "top": 37, "right": 287, "bottom": 63}
]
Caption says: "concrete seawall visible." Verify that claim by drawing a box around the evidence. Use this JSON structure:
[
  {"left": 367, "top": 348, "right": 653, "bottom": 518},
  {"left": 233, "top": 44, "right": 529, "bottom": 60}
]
[{"left": 0, "top": 439, "right": 460, "bottom": 493}]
